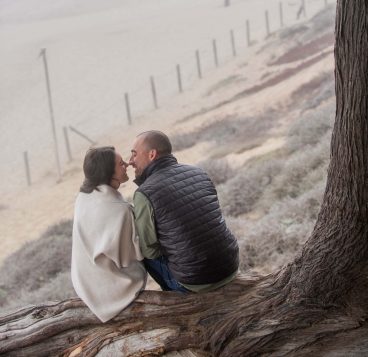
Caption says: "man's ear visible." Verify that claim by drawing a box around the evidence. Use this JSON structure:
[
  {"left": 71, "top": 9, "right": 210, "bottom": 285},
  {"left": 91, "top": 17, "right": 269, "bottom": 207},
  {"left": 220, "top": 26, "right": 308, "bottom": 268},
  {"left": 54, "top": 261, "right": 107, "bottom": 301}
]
[{"left": 149, "top": 149, "right": 158, "bottom": 161}]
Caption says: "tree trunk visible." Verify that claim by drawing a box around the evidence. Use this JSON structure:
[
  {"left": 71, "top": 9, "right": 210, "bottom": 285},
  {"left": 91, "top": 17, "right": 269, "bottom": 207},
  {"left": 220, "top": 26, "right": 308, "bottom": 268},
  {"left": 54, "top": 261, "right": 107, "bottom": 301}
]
[
  {"left": 280, "top": 0, "right": 368, "bottom": 305},
  {"left": 1, "top": 1, "right": 368, "bottom": 356},
  {"left": 205, "top": 1, "right": 368, "bottom": 355}
]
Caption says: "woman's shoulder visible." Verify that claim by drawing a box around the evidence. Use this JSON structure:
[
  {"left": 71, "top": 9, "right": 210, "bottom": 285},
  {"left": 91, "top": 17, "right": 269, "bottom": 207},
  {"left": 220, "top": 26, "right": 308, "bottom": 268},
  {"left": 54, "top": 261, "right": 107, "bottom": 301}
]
[
  {"left": 75, "top": 185, "right": 133, "bottom": 211},
  {"left": 97, "top": 185, "right": 133, "bottom": 209},
  {"left": 93, "top": 185, "right": 123, "bottom": 202}
]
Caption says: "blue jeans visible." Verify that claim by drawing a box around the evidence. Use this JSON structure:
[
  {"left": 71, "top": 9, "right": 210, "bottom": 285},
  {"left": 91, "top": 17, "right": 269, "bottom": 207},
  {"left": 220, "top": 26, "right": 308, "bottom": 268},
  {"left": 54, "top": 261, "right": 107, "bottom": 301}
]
[{"left": 144, "top": 257, "right": 188, "bottom": 293}]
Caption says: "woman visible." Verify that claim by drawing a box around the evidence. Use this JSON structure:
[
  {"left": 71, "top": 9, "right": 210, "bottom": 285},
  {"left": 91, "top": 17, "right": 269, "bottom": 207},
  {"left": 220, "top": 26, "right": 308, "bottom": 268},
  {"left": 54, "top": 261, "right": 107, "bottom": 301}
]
[{"left": 71, "top": 146, "right": 146, "bottom": 322}]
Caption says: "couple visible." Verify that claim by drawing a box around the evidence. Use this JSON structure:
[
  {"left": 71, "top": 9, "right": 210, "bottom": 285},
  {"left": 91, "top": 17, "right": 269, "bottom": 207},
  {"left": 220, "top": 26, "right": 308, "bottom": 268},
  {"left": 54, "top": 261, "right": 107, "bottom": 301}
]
[{"left": 71, "top": 130, "right": 239, "bottom": 322}]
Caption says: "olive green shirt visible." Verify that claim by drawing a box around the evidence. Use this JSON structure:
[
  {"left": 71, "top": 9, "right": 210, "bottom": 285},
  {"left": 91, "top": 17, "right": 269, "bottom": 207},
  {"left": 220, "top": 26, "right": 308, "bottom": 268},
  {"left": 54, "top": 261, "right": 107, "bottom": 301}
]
[{"left": 133, "top": 191, "right": 237, "bottom": 292}]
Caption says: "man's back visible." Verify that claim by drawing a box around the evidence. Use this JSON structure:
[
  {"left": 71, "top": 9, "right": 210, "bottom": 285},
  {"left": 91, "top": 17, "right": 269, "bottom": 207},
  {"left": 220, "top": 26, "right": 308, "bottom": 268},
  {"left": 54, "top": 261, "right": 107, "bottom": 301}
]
[{"left": 136, "top": 155, "right": 239, "bottom": 285}]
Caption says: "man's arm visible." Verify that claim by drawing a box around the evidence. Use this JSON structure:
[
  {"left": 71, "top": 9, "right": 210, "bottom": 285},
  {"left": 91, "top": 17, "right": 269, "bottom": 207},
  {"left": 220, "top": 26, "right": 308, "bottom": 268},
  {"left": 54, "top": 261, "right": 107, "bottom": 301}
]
[{"left": 133, "top": 191, "right": 162, "bottom": 259}]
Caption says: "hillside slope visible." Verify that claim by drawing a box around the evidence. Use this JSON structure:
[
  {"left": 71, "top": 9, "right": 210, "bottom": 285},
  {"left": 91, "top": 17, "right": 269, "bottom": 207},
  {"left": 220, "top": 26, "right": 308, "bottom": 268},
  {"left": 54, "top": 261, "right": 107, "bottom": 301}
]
[{"left": 0, "top": 5, "right": 336, "bottom": 314}]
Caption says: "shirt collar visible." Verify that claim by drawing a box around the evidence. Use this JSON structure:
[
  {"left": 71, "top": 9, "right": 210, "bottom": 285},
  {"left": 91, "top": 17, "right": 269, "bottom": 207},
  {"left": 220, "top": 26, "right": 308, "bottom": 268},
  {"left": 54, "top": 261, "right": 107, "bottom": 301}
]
[{"left": 134, "top": 154, "right": 177, "bottom": 186}]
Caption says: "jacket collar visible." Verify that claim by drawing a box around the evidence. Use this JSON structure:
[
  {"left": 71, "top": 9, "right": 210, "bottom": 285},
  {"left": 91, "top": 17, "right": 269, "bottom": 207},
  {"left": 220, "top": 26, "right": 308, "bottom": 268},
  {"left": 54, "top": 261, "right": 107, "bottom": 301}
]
[{"left": 134, "top": 154, "right": 178, "bottom": 186}]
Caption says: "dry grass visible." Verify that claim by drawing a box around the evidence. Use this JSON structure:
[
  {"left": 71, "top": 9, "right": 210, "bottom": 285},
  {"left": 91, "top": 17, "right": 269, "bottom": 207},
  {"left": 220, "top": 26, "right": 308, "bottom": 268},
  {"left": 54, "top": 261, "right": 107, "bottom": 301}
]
[
  {"left": 205, "top": 75, "right": 245, "bottom": 97},
  {"left": 0, "top": 220, "right": 74, "bottom": 311},
  {"left": 172, "top": 112, "right": 276, "bottom": 156},
  {"left": 197, "top": 158, "right": 234, "bottom": 185},
  {"left": 229, "top": 181, "right": 325, "bottom": 273},
  {"left": 227, "top": 106, "right": 333, "bottom": 272},
  {"left": 216, "top": 71, "right": 334, "bottom": 272},
  {"left": 218, "top": 158, "right": 284, "bottom": 217},
  {"left": 261, "top": 5, "right": 335, "bottom": 59},
  {"left": 269, "top": 33, "right": 334, "bottom": 65}
]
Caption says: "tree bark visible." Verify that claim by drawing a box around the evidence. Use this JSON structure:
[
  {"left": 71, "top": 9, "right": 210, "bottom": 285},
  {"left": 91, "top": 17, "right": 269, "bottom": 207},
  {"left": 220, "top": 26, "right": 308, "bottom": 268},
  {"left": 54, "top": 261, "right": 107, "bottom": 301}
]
[
  {"left": 0, "top": 274, "right": 262, "bottom": 356},
  {"left": 279, "top": 0, "right": 368, "bottom": 305},
  {"left": 205, "top": 1, "right": 368, "bottom": 355},
  {"left": 2, "top": 1, "right": 368, "bottom": 356},
  {"left": 1, "top": 273, "right": 367, "bottom": 356}
]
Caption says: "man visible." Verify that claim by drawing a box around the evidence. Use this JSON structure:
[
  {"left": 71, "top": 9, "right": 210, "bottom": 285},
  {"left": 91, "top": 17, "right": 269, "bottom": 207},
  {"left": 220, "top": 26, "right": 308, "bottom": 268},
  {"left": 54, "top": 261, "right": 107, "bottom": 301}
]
[{"left": 130, "top": 130, "right": 239, "bottom": 292}]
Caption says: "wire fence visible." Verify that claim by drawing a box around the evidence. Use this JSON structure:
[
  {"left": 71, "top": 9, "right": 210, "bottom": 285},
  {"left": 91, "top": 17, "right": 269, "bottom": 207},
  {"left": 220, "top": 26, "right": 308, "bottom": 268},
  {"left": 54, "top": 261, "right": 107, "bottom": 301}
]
[{"left": 0, "top": 0, "right": 334, "bottom": 191}]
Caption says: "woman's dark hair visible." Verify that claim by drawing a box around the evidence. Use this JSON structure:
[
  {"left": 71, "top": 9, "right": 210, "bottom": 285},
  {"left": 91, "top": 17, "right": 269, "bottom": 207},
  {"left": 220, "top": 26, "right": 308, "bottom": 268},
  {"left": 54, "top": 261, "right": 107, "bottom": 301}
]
[{"left": 80, "top": 146, "right": 116, "bottom": 193}]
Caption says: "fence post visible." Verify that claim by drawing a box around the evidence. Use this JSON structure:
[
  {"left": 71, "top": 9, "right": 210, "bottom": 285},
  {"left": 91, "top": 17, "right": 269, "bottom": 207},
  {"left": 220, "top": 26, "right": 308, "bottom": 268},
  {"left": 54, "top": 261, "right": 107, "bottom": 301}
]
[
  {"left": 23, "top": 151, "right": 31, "bottom": 186},
  {"left": 265, "top": 10, "right": 270, "bottom": 37},
  {"left": 230, "top": 29, "right": 236, "bottom": 57},
  {"left": 63, "top": 126, "right": 72, "bottom": 162},
  {"left": 224, "top": 0, "right": 230, "bottom": 7},
  {"left": 39, "top": 48, "right": 62, "bottom": 181},
  {"left": 69, "top": 126, "right": 97, "bottom": 145},
  {"left": 246, "top": 19, "right": 251, "bottom": 47},
  {"left": 124, "top": 92, "right": 132, "bottom": 125},
  {"left": 176, "top": 64, "right": 183, "bottom": 93},
  {"left": 324, "top": 0, "right": 328, "bottom": 6},
  {"left": 150, "top": 76, "right": 158, "bottom": 109},
  {"left": 195, "top": 50, "right": 202, "bottom": 79},
  {"left": 279, "top": 2, "right": 284, "bottom": 28},
  {"left": 297, "top": 0, "right": 307, "bottom": 19},
  {"left": 212, "top": 39, "right": 219, "bottom": 67}
]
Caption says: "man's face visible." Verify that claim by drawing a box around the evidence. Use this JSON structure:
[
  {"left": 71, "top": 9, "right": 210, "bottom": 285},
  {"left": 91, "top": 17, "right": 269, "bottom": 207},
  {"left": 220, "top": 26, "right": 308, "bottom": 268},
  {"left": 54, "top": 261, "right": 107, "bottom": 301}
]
[{"left": 129, "top": 136, "right": 152, "bottom": 178}]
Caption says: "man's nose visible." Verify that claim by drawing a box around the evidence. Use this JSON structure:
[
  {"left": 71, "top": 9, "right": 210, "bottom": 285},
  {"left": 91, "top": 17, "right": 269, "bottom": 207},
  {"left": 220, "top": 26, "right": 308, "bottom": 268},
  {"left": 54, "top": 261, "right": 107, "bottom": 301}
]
[{"left": 128, "top": 157, "right": 134, "bottom": 166}]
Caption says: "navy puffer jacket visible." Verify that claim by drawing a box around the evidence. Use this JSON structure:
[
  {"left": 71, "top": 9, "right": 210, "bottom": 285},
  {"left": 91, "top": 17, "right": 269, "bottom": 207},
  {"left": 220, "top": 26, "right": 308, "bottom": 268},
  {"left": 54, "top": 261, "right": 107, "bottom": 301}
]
[{"left": 135, "top": 155, "right": 239, "bottom": 285}]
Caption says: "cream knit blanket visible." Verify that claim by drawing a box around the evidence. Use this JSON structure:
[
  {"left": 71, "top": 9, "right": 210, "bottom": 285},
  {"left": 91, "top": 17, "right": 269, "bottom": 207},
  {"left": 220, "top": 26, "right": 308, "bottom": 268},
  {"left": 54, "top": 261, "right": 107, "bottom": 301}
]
[{"left": 71, "top": 184, "right": 146, "bottom": 322}]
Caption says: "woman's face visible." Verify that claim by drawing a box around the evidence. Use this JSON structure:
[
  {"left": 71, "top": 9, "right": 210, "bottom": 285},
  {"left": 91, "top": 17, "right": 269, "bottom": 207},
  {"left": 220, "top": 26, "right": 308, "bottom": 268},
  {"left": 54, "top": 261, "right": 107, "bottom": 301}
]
[{"left": 113, "top": 152, "right": 129, "bottom": 184}]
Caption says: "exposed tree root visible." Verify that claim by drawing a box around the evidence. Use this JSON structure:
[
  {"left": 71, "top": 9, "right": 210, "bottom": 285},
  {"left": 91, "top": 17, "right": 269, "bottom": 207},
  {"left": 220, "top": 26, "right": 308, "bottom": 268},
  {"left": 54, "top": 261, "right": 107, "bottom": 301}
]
[{"left": 1, "top": 272, "right": 367, "bottom": 356}]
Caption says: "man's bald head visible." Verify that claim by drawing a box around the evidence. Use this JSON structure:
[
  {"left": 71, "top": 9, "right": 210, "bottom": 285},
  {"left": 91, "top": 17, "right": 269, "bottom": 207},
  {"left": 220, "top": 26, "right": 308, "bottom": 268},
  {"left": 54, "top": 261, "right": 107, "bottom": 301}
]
[{"left": 137, "top": 130, "right": 172, "bottom": 158}]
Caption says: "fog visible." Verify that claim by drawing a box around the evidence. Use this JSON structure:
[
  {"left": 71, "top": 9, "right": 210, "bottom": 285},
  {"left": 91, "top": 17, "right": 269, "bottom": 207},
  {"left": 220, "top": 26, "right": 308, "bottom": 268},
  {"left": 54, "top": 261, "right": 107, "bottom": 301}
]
[{"left": 0, "top": 0, "right": 326, "bottom": 195}]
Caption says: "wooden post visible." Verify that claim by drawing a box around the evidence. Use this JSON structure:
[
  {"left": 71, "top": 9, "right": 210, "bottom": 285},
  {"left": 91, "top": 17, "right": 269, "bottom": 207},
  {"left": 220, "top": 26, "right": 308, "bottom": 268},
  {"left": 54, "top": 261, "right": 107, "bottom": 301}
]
[
  {"left": 176, "top": 64, "right": 183, "bottom": 93},
  {"left": 230, "top": 30, "right": 236, "bottom": 57},
  {"left": 325, "top": 0, "right": 328, "bottom": 6},
  {"left": 124, "top": 92, "right": 132, "bottom": 125},
  {"left": 303, "top": 0, "right": 307, "bottom": 18},
  {"left": 246, "top": 19, "right": 251, "bottom": 47},
  {"left": 265, "top": 10, "right": 270, "bottom": 37},
  {"left": 224, "top": 0, "right": 230, "bottom": 7},
  {"left": 23, "top": 151, "right": 31, "bottom": 186},
  {"left": 39, "top": 48, "right": 62, "bottom": 180},
  {"left": 150, "top": 76, "right": 158, "bottom": 109},
  {"left": 63, "top": 126, "right": 72, "bottom": 162},
  {"left": 195, "top": 50, "right": 202, "bottom": 79},
  {"left": 297, "top": 0, "right": 307, "bottom": 19},
  {"left": 212, "top": 39, "right": 219, "bottom": 67},
  {"left": 69, "top": 126, "right": 97, "bottom": 145},
  {"left": 279, "top": 2, "right": 284, "bottom": 28}
]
